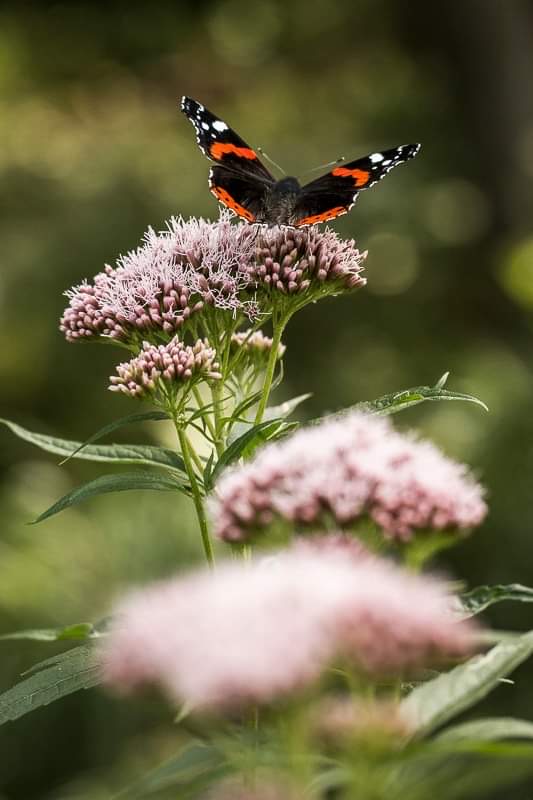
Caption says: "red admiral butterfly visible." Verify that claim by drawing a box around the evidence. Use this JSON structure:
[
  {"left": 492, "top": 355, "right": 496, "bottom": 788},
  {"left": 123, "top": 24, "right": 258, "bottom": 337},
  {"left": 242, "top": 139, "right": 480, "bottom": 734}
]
[{"left": 181, "top": 96, "right": 420, "bottom": 228}]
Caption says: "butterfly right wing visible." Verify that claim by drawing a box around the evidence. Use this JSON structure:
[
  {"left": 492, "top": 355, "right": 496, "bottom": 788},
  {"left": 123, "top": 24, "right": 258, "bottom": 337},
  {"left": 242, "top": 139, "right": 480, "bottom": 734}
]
[{"left": 293, "top": 144, "right": 421, "bottom": 226}]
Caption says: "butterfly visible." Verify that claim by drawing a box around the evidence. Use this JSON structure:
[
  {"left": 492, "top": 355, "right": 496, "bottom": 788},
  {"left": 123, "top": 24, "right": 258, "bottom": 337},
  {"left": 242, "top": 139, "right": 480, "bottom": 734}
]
[{"left": 181, "top": 96, "right": 420, "bottom": 228}]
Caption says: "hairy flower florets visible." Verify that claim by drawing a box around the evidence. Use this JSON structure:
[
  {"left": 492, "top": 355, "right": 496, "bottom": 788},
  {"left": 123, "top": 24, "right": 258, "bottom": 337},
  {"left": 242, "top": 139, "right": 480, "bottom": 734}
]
[
  {"left": 210, "top": 411, "right": 487, "bottom": 544},
  {"left": 109, "top": 337, "right": 221, "bottom": 400},
  {"left": 60, "top": 212, "right": 366, "bottom": 346}
]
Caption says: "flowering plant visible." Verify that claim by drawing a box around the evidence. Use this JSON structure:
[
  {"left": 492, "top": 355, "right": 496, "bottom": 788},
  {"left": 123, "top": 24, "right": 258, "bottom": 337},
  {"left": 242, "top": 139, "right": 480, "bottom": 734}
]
[{"left": 3, "top": 206, "right": 533, "bottom": 800}]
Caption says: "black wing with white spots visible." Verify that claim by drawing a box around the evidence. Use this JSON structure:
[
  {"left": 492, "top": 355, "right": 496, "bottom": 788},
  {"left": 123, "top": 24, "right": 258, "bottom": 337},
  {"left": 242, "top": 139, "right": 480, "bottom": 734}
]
[
  {"left": 291, "top": 144, "right": 421, "bottom": 226},
  {"left": 180, "top": 96, "right": 274, "bottom": 182}
]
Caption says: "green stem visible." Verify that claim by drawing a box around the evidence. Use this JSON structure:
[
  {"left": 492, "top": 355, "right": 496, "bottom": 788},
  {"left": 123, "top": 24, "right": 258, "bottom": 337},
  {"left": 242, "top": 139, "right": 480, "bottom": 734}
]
[
  {"left": 175, "top": 421, "right": 214, "bottom": 568},
  {"left": 192, "top": 385, "right": 217, "bottom": 443},
  {"left": 187, "top": 438, "right": 204, "bottom": 474},
  {"left": 254, "top": 310, "right": 290, "bottom": 424},
  {"left": 210, "top": 380, "right": 225, "bottom": 456}
]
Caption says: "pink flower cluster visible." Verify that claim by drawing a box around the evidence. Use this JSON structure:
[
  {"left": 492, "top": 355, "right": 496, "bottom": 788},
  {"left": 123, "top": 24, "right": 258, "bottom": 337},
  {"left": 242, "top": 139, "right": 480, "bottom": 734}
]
[
  {"left": 100, "top": 541, "right": 478, "bottom": 711},
  {"left": 250, "top": 226, "right": 366, "bottom": 294},
  {"left": 60, "top": 212, "right": 258, "bottom": 343},
  {"left": 231, "top": 328, "right": 286, "bottom": 359},
  {"left": 109, "top": 337, "right": 221, "bottom": 399},
  {"left": 60, "top": 212, "right": 366, "bottom": 344},
  {"left": 211, "top": 411, "right": 487, "bottom": 543}
]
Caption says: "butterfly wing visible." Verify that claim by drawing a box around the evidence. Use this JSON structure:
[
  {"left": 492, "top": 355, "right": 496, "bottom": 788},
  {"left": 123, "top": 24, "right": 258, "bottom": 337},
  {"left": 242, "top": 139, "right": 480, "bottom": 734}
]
[
  {"left": 181, "top": 96, "right": 274, "bottom": 182},
  {"left": 208, "top": 165, "right": 269, "bottom": 223},
  {"left": 293, "top": 144, "right": 420, "bottom": 227}
]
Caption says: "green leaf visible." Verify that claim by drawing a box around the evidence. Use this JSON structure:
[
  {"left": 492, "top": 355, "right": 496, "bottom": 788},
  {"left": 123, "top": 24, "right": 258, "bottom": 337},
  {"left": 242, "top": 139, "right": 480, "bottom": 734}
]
[
  {"left": 393, "top": 740, "right": 533, "bottom": 800},
  {"left": 264, "top": 393, "right": 312, "bottom": 421},
  {"left": 460, "top": 584, "right": 533, "bottom": 617},
  {"left": 113, "top": 742, "right": 227, "bottom": 799},
  {"left": 58, "top": 410, "right": 170, "bottom": 464},
  {"left": 0, "top": 418, "right": 185, "bottom": 473},
  {"left": 0, "top": 645, "right": 99, "bottom": 725},
  {"left": 209, "top": 419, "right": 283, "bottom": 486},
  {"left": 402, "top": 631, "right": 533, "bottom": 737},
  {"left": 354, "top": 373, "right": 488, "bottom": 417},
  {"left": 0, "top": 623, "right": 98, "bottom": 642},
  {"left": 202, "top": 450, "right": 215, "bottom": 492},
  {"left": 437, "top": 717, "right": 533, "bottom": 743},
  {"left": 33, "top": 471, "right": 187, "bottom": 524}
]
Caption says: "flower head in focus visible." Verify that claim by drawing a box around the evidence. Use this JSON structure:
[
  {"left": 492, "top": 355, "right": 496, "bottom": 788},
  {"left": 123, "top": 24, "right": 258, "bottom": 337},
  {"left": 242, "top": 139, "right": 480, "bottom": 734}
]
[
  {"left": 60, "top": 212, "right": 258, "bottom": 344},
  {"left": 109, "top": 336, "right": 221, "bottom": 404},
  {"left": 100, "top": 541, "right": 479, "bottom": 712},
  {"left": 60, "top": 212, "right": 366, "bottom": 347},
  {"left": 210, "top": 411, "right": 487, "bottom": 544},
  {"left": 250, "top": 225, "right": 366, "bottom": 298}
]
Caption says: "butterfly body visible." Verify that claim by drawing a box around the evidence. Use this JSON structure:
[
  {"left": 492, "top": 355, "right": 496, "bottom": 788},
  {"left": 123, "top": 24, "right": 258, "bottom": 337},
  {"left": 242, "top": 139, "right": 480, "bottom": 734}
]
[
  {"left": 260, "top": 176, "right": 302, "bottom": 226},
  {"left": 181, "top": 96, "right": 420, "bottom": 228}
]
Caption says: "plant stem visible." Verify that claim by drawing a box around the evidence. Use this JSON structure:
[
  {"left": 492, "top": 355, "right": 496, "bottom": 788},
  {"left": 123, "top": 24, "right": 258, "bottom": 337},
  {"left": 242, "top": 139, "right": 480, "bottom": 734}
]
[
  {"left": 192, "top": 385, "right": 217, "bottom": 442},
  {"left": 254, "top": 310, "right": 290, "bottom": 424},
  {"left": 210, "top": 380, "right": 225, "bottom": 456},
  {"left": 175, "top": 421, "right": 214, "bottom": 568}
]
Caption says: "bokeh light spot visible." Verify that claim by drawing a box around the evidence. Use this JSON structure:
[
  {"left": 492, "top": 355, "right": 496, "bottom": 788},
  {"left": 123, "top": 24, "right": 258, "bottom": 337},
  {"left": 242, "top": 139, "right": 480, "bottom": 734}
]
[
  {"left": 498, "top": 237, "right": 533, "bottom": 310},
  {"left": 208, "top": 0, "right": 281, "bottom": 66},
  {"left": 422, "top": 179, "right": 490, "bottom": 245},
  {"left": 365, "top": 232, "right": 419, "bottom": 295}
]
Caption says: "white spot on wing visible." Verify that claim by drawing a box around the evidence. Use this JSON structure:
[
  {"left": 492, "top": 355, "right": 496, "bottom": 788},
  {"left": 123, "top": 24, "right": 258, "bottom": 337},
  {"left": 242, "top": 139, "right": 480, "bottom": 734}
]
[
  {"left": 212, "top": 120, "right": 228, "bottom": 132},
  {"left": 201, "top": 122, "right": 209, "bottom": 130},
  {"left": 370, "top": 153, "right": 384, "bottom": 163}
]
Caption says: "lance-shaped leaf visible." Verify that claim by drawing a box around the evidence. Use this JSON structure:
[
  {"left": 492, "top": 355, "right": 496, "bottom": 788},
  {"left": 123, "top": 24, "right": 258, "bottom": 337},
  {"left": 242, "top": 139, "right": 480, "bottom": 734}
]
[
  {"left": 392, "top": 739, "right": 533, "bottom": 799},
  {"left": 437, "top": 717, "right": 533, "bottom": 743},
  {"left": 0, "top": 623, "right": 98, "bottom": 642},
  {"left": 264, "top": 393, "right": 312, "bottom": 421},
  {"left": 208, "top": 419, "right": 283, "bottom": 488},
  {"left": 0, "top": 645, "right": 100, "bottom": 725},
  {"left": 355, "top": 372, "right": 488, "bottom": 416},
  {"left": 402, "top": 631, "right": 533, "bottom": 738},
  {"left": 33, "top": 470, "right": 188, "bottom": 524},
  {"left": 459, "top": 584, "right": 533, "bottom": 617},
  {"left": 57, "top": 410, "right": 170, "bottom": 464},
  {"left": 0, "top": 418, "right": 185, "bottom": 474},
  {"left": 113, "top": 742, "right": 227, "bottom": 799}
]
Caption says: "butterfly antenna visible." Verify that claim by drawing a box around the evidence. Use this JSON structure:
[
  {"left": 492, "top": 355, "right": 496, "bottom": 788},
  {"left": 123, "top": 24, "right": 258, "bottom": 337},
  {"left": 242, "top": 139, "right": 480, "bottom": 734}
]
[
  {"left": 299, "top": 156, "right": 345, "bottom": 179},
  {"left": 257, "top": 147, "right": 285, "bottom": 176}
]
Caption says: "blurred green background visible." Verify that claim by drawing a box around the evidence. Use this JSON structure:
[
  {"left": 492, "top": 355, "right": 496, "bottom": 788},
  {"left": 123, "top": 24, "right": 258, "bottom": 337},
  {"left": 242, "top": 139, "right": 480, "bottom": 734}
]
[{"left": 1, "top": 0, "right": 533, "bottom": 796}]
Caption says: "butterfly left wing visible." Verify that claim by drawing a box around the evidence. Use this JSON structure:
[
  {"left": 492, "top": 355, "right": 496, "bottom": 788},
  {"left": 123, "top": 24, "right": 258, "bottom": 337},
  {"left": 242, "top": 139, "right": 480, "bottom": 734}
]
[
  {"left": 181, "top": 96, "right": 274, "bottom": 182},
  {"left": 292, "top": 143, "right": 420, "bottom": 227},
  {"left": 207, "top": 165, "right": 269, "bottom": 223}
]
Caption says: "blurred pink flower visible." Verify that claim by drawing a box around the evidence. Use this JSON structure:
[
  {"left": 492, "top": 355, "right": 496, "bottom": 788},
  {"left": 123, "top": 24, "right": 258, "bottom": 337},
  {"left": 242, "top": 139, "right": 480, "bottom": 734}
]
[
  {"left": 109, "top": 336, "right": 221, "bottom": 399},
  {"left": 211, "top": 411, "right": 487, "bottom": 543},
  {"left": 100, "top": 543, "right": 478, "bottom": 711}
]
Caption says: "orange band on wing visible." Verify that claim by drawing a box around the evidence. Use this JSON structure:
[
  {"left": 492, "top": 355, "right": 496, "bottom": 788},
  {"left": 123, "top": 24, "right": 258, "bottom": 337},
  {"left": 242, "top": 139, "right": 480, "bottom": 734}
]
[
  {"left": 296, "top": 207, "right": 347, "bottom": 226},
  {"left": 332, "top": 166, "right": 370, "bottom": 187},
  {"left": 210, "top": 142, "right": 258, "bottom": 161},
  {"left": 210, "top": 185, "right": 255, "bottom": 222}
]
